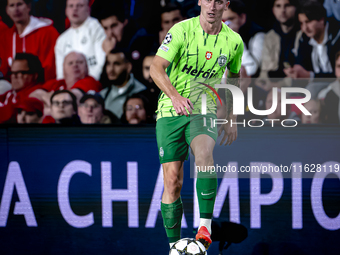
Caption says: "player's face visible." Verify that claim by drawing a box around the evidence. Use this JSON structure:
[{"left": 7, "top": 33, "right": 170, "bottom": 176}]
[
  {"left": 272, "top": 0, "right": 296, "bottom": 25},
  {"left": 301, "top": 100, "right": 320, "bottom": 124},
  {"left": 17, "top": 109, "right": 41, "bottom": 123},
  {"left": 51, "top": 93, "right": 75, "bottom": 121},
  {"left": 63, "top": 52, "right": 88, "bottom": 82},
  {"left": 125, "top": 98, "right": 146, "bottom": 124},
  {"left": 142, "top": 55, "right": 155, "bottom": 84},
  {"left": 198, "top": 0, "right": 229, "bottom": 25},
  {"left": 106, "top": 53, "right": 131, "bottom": 84},
  {"left": 10, "top": 59, "right": 36, "bottom": 91},
  {"left": 298, "top": 13, "right": 324, "bottom": 39},
  {"left": 335, "top": 56, "right": 340, "bottom": 80},
  {"left": 6, "top": 0, "right": 30, "bottom": 24},
  {"left": 66, "top": 0, "right": 89, "bottom": 27},
  {"left": 161, "top": 10, "right": 184, "bottom": 32},
  {"left": 100, "top": 15, "right": 126, "bottom": 42},
  {"left": 78, "top": 98, "right": 103, "bottom": 124},
  {"left": 222, "top": 9, "right": 245, "bottom": 33}
]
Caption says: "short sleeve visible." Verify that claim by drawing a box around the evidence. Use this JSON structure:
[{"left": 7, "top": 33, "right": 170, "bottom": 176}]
[
  {"left": 228, "top": 39, "right": 244, "bottom": 74},
  {"left": 156, "top": 23, "right": 184, "bottom": 63}
]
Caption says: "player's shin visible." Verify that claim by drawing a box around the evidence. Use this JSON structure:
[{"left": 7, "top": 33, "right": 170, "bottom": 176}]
[
  {"left": 196, "top": 170, "right": 217, "bottom": 234},
  {"left": 161, "top": 197, "right": 183, "bottom": 246}
]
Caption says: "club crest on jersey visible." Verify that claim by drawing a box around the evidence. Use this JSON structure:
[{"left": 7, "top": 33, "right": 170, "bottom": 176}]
[
  {"left": 163, "top": 33, "right": 172, "bottom": 44},
  {"left": 205, "top": 51, "right": 213, "bottom": 60},
  {"left": 218, "top": 54, "right": 228, "bottom": 67},
  {"left": 159, "top": 147, "right": 164, "bottom": 157}
]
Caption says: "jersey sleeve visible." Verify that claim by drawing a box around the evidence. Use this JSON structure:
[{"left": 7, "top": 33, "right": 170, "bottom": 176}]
[
  {"left": 228, "top": 37, "right": 244, "bottom": 74},
  {"left": 156, "top": 23, "right": 184, "bottom": 63}
]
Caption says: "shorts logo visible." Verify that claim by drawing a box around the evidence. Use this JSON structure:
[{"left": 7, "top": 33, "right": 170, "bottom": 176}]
[
  {"left": 205, "top": 51, "right": 213, "bottom": 60},
  {"left": 160, "top": 45, "right": 169, "bottom": 52},
  {"left": 160, "top": 147, "right": 164, "bottom": 157},
  {"left": 163, "top": 33, "right": 172, "bottom": 44},
  {"left": 217, "top": 54, "right": 227, "bottom": 67}
]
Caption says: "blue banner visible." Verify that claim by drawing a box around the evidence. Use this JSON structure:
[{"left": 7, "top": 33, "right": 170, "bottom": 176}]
[{"left": 0, "top": 126, "right": 339, "bottom": 255}]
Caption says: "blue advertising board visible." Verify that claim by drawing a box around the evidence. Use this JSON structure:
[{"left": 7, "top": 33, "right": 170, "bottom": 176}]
[{"left": 0, "top": 126, "right": 339, "bottom": 255}]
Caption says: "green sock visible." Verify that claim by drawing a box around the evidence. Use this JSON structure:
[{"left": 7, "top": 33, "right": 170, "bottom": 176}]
[
  {"left": 161, "top": 197, "right": 183, "bottom": 243},
  {"left": 196, "top": 170, "right": 217, "bottom": 219}
]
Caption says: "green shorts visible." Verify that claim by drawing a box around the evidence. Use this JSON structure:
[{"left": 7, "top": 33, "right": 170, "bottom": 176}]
[{"left": 156, "top": 114, "right": 217, "bottom": 164}]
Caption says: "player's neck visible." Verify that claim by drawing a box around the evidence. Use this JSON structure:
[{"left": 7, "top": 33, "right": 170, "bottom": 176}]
[{"left": 199, "top": 15, "right": 222, "bottom": 35}]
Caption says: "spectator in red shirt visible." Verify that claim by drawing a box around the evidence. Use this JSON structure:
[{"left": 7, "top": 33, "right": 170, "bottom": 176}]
[
  {"left": 0, "top": 52, "right": 44, "bottom": 123},
  {"left": 16, "top": 97, "right": 44, "bottom": 123},
  {"left": 29, "top": 51, "right": 102, "bottom": 116},
  {"left": 0, "top": 16, "right": 9, "bottom": 80},
  {"left": 2, "top": 0, "right": 59, "bottom": 81}
]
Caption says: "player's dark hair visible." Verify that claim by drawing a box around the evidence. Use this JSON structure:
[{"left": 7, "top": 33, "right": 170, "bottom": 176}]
[
  {"left": 298, "top": 1, "right": 326, "bottom": 22},
  {"left": 228, "top": 0, "right": 247, "bottom": 15},
  {"left": 14, "top": 53, "right": 44, "bottom": 84},
  {"left": 50, "top": 90, "right": 78, "bottom": 112}
]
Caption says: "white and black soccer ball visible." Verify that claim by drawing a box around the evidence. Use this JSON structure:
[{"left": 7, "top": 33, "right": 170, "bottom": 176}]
[
  {"left": 169, "top": 238, "right": 207, "bottom": 255},
  {"left": 163, "top": 33, "right": 172, "bottom": 44}
]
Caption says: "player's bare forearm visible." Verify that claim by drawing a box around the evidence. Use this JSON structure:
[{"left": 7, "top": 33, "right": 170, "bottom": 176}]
[
  {"left": 150, "top": 55, "right": 193, "bottom": 116},
  {"left": 225, "top": 71, "right": 240, "bottom": 120},
  {"left": 150, "top": 55, "right": 180, "bottom": 100}
]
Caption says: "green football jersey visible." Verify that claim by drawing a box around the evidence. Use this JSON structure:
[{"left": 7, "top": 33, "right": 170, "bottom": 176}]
[{"left": 156, "top": 16, "right": 244, "bottom": 120}]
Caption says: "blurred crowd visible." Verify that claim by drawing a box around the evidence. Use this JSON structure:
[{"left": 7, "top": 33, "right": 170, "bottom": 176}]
[{"left": 0, "top": 0, "right": 339, "bottom": 125}]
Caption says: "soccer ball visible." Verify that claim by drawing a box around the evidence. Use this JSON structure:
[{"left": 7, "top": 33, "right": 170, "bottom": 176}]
[{"left": 169, "top": 238, "right": 207, "bottom": 255}]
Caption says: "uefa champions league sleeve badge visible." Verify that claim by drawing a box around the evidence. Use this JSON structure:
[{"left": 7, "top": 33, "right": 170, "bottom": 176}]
[
  {"left": 217, "top": 54, "right": 227, "bottom": 67},
  {"left": 163, "top": 33, "right": 172, "bottom": 44}
]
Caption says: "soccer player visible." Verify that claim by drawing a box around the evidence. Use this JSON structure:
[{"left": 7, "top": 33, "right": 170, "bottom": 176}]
[{"left": 150, "top": 0, "right": 243, "bottom": 251}]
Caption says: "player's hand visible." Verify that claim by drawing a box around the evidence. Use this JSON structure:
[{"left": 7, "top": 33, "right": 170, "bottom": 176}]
[
  {"left": 218, "top": 120, "right": 237, "bottom": 146},
  {"left": 171, "top": 95, "right": 194, "bottom": 117}
]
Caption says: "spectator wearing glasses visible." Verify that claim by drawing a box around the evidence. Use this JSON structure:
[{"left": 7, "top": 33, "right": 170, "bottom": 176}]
[
  {"left": 78, "top": 91, "right": 118, "bottom": 124},
  {"left": 16, "top": 97, "right": 43, "bottom": 123},
  {"left": 0, "top": 53, "right": 44, "bottom": 123},
  {"left": 44, "top": 90, "right": 80, "bottom": 124}
]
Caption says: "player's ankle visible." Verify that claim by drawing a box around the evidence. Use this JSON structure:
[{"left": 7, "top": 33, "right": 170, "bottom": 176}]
[{"left": 198, "top": 218, "right": 212, "bottom": 235}]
